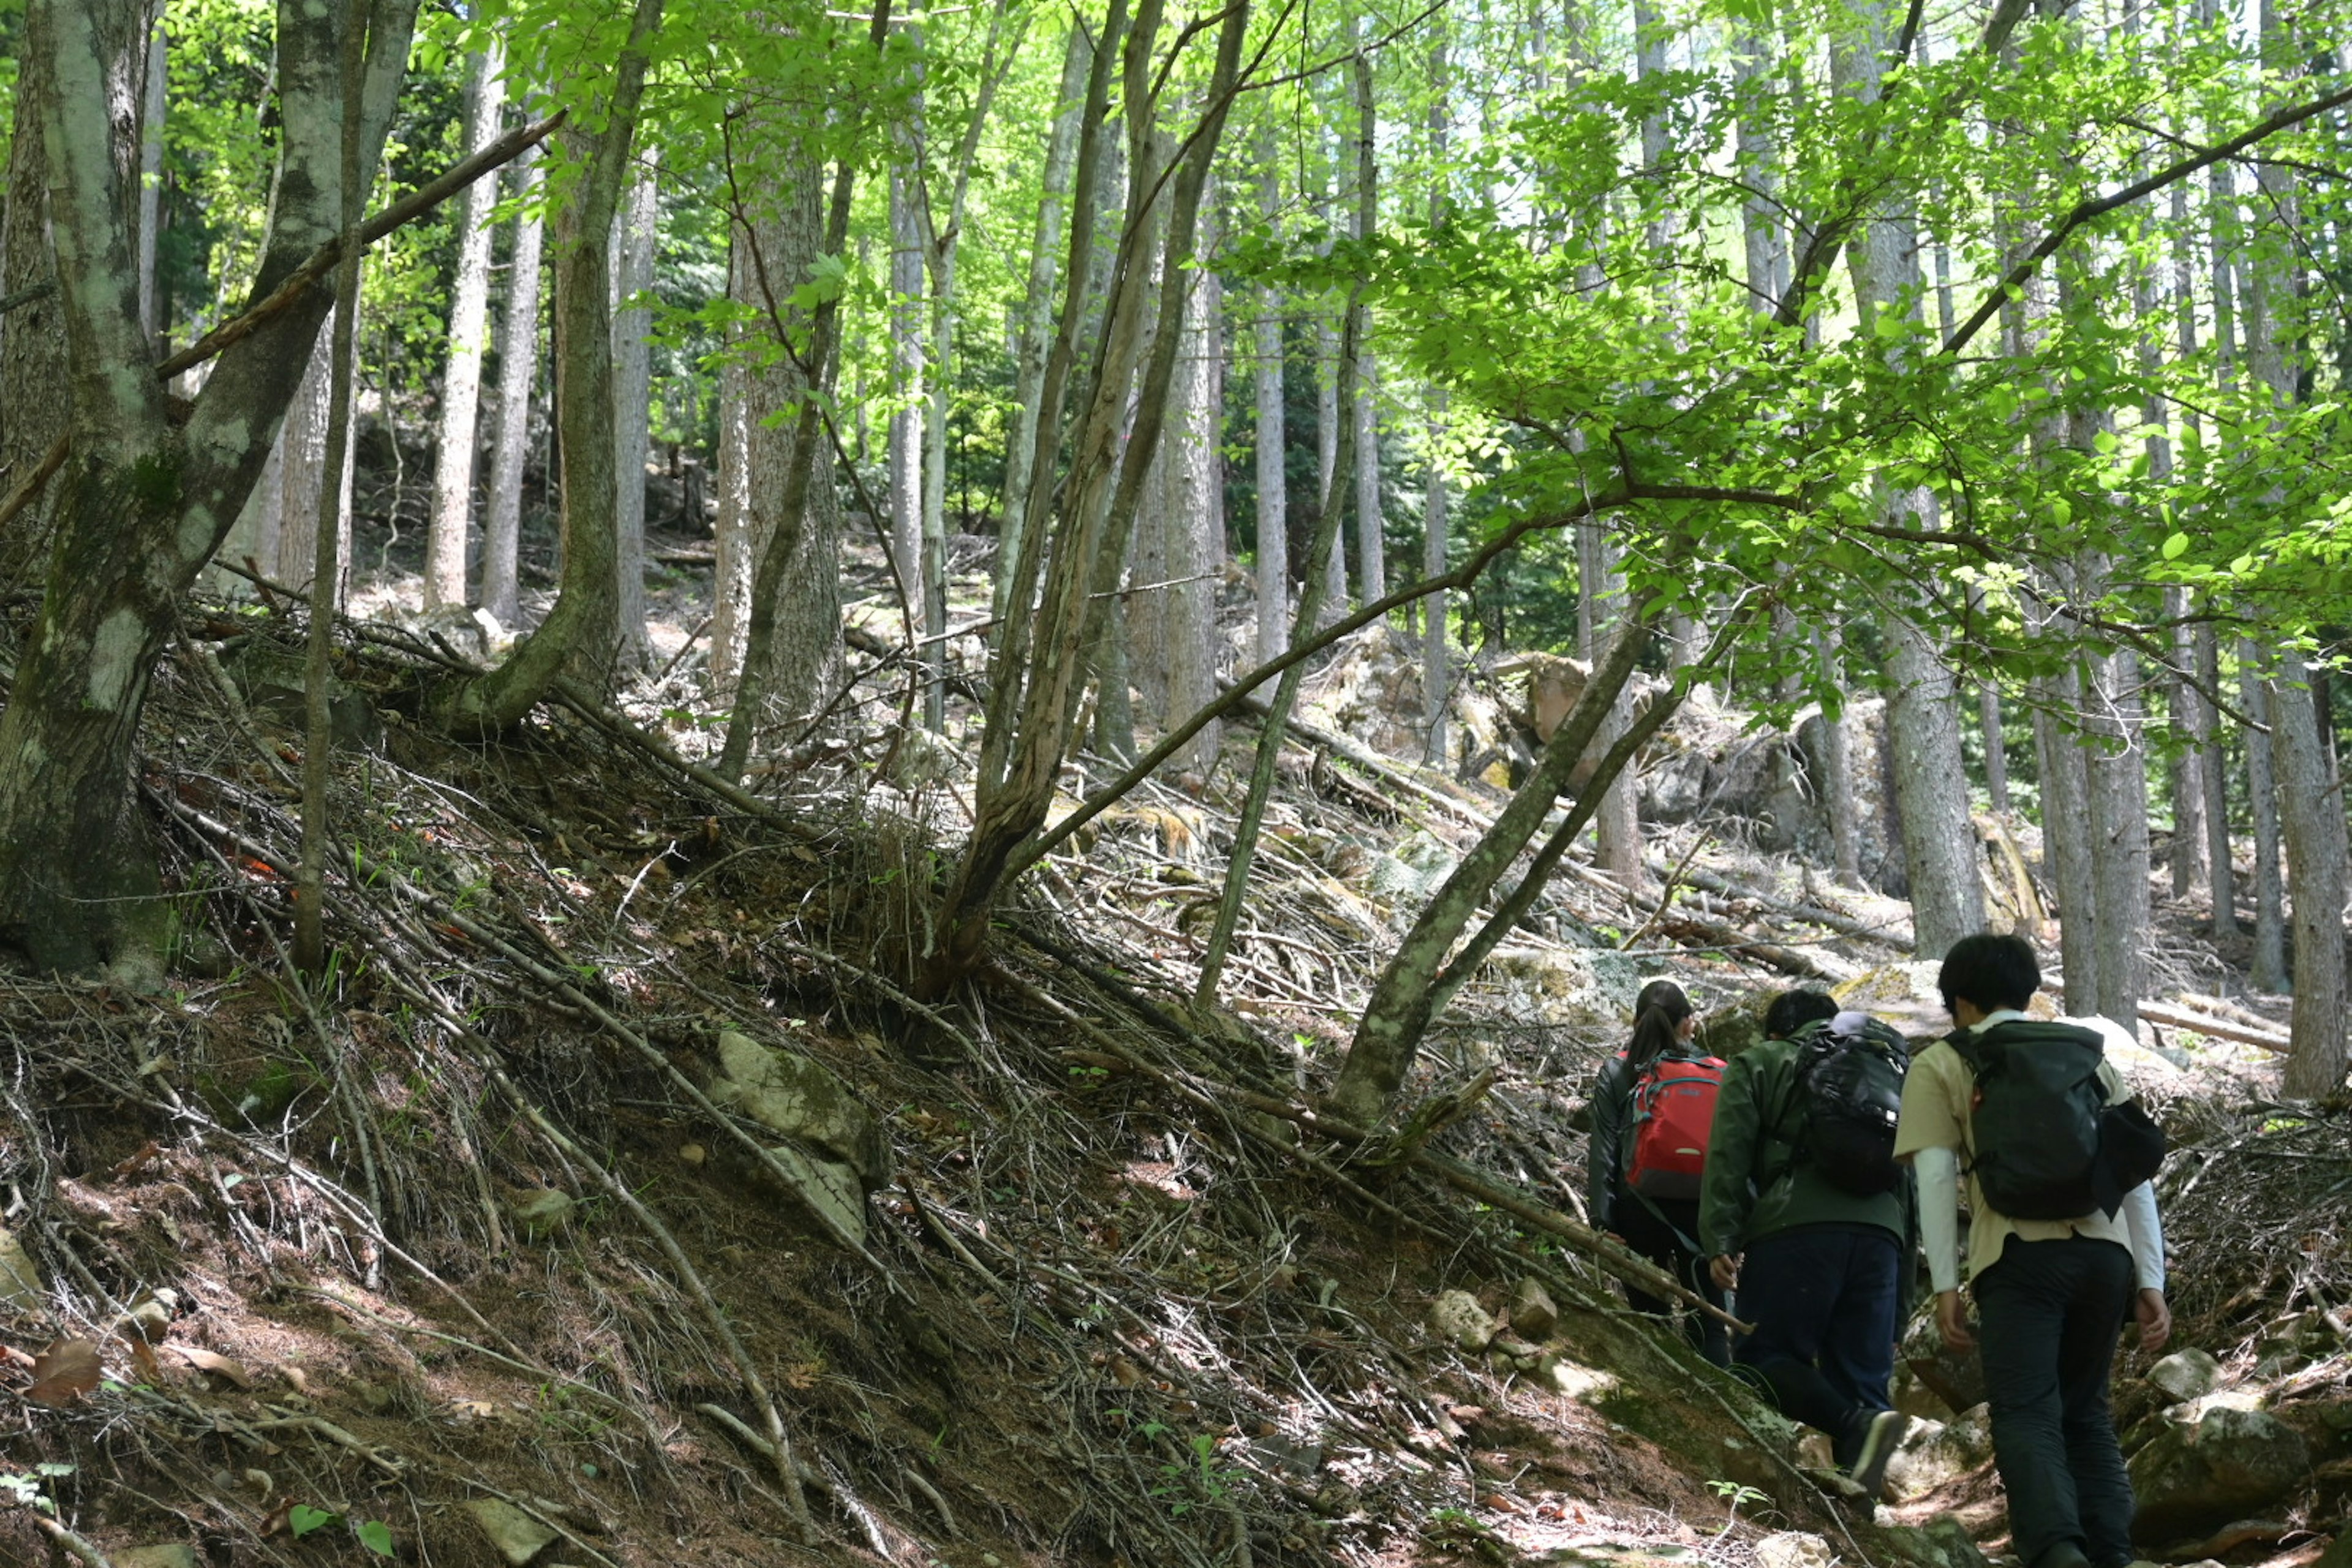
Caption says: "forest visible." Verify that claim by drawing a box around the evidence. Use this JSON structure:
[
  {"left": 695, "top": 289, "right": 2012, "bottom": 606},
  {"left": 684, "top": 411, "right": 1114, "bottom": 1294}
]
[{"left": 0, "top": 0, "right": 2350, "bottom": 1563}]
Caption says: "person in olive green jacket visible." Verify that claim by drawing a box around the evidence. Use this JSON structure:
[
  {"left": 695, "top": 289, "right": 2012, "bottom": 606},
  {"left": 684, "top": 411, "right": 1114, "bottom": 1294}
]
[{"left": 1700, "top": 990, "right": 1914, "bottom": 1499}]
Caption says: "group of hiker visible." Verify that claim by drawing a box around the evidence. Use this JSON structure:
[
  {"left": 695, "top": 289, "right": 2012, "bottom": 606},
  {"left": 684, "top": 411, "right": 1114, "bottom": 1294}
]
[{"left": 1585, "top": 933, "right": 2171, "bottom": 1568}]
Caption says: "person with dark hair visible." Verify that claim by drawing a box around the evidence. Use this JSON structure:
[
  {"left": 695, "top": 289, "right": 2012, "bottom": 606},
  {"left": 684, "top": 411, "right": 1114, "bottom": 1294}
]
[
  {"left": 1700, "top": 989, "right": 1915, "bottom": 1498},
  {"left": 1586, "top": 979, "right": 1732, "bottom": 1365},
  {"left": 1894, "top": 932, "right": 2171, "bottom": 1568}
]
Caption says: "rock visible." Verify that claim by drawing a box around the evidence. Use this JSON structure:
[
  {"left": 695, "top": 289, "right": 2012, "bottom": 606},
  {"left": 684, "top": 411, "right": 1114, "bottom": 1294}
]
[
  {"left": 0, "top": 1224, "right": 47, "bottom": 1313},
  {"left": 763, "top": 1142, "right": 871, "bottom": 1247},
  {"left": 1918, "top": 1512, "right": 1994, "bottom": 1568},
  {"left": 1901, "top": 1305, "right": 1986, "bottom": 1415},
  {"left": 510, "top": 1189, "right": 576, "bottom": 1239},
  {"left": 2127, "top": 1403, "right": 2310, "bottom": 1543},
  {"left": 2147, "top": 1348, "right": 2225, "bottom": 1404},
  {"left": 1883, "top": 1407, "right": 1994, "bottom": 1501},
  {"left": 710, "top": 1031, "right": 892, "bottom": 1190},
  {"left": 1533, "top": 1352, "right": 1617, "bottom": 1400},
  {"left": 464, "top": 1498, "right": 562, "bottom": 1565},
  {"left": 1754, "top": 1532, "right": 1835, "bottom": 1568},
  {"left": 1509, "top": 1278, "right": 1558, "bottom": 1341},
  {"left": 1428, "top": 1289, "right": 1495, "bottom": 1354},
  {"left": 114, "top": 1548, "right": 202, "bottom": 1568}
]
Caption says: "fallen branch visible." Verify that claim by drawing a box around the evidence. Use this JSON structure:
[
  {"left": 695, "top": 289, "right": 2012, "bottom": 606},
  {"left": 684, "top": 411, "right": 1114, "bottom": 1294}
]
[
  {"left": 1641, "top": 854, "right": 1910, "bottom": 949},
  {"left": 22, "top": 1509, "right": 116, "bottom": 1567},
  {"left": 1223, "top": 684, "right": 1496, "bottom": 834},
  {"left": 2139, "top": 999, "right": 2290, "bottom": 1054}
]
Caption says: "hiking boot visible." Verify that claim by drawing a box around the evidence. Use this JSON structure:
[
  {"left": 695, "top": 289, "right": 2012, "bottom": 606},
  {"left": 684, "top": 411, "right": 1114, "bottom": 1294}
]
[
  {"left": 2032, "top": 1545, "right": 2093, "bottom": 1568},
  {"left": 1845, "top": 1409, "right": 1910, "bottom": 1500}
]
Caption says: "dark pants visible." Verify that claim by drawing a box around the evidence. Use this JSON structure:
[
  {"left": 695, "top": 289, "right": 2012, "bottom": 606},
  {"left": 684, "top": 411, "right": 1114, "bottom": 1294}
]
[
  {"left": 1733, "top": 1226, "right": 1900, "bottom": 1458},
  {"left": 1613, "top": 1188, "right": 1731, "bottom": 1366},
  {"left": 1975, "top": 1234, "right": 2136, "bottom": 1568}
]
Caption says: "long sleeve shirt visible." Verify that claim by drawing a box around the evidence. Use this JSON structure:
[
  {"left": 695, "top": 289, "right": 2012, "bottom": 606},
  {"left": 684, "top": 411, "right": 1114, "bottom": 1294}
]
[{"left": 1698, "top": 1030, "right": 1911, "bottom": 1261}]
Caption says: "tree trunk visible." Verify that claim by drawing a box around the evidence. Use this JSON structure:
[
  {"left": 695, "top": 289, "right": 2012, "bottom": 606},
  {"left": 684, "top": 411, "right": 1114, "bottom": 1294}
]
[
  {"left": 711, "top": 249, "right": 752, "bottom": 690},
  {"left": 444, "top": 0, "right": 663, "bottom": 729},
  {"left": 136, "top": 15, "right": 165, "bottom": 346},
  {"left": 426, "top": 39, "right": 505, "bottom": 609},
  {"left": 1817, "top": 627, "right": 1860, "bottom": 883},
  {"left": 1978, "top": 679, "right": 2010, "bottom": 814},
  {"left": 611, "top": 154, "right": 657, "bottom": 669},
  {"left": 1331, "top": 611, "right": 1668, "bottom": 1125},
  {"left": 2274, "top": 649, "right": 2348, "bottom": 1093},
  {"left": 0, "top": 0, "right": 420, "bottom": 976},
  {"left": 1578, "top": 518, "right": 1642, "bottom": 891},
  {"left": 1314, "top": 132, "right": 1346, "bottom": 614},
  {"left": 2086, "top": 643, "right": 2150, "bottom": 1030},
  {"left": 992, "top": 18, "right": 1091, "bottom": 626},
  {"left": 276, "top": 307, "right": 354, "bottom": 605},
  {"left": 481, "top": 138, "right": 545, "bottom": 630},
  {"left": 936, "top": 0, "right": 1251, "bottom": 989},
  {"left": 2196, "top": 622, "right": 2237, "bottom": 936},
  {"left": 1348, "top": 47, "right": 1382, "bottom": 608},
  {"left": 1163, "top": 196, "right": 1221, "bottom": 773},
  {"left": 888, "top": 166, "right": 925, "bottom": 630},
  {"left": 2241, "top": 649, "right": 2290, "bottom": 990},
  {"left": 1252, "top": 134, "right": 1287, "bottom": 666},
  {"left": 2033, "top": 661, "right": 2098, "bottom": 1009}
]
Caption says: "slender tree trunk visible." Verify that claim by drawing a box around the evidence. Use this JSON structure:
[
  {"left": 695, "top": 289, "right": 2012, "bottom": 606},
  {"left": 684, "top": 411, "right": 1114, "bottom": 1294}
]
[
  {"left": 611, "top": 154, "right": 657, "bottom": 669},
  {"left": 2086, "top": 641, "right": 2151, "bottom": 1030},
  {"left": 1817, "top": 627, "right": 1860, "bottom": 883},
  {"left": 888, "top": 167, "right": 925, "bottom": 628},
  {"left": 2241, "top": 649, "right": 2290, "bottom": 990},
  {"left": 481, "top": 138, "right": 544, "bottom": 630},
  {"left": 426, "top": 39, "right": 505, "bottom": 609},
  {"left": 2275, "top": 649, "right": 2348, "bottom": 1092},
  {"left": 136, "top": 16, "right": 165, "bottom": 347},
  {"left": 276, "top": 311, "right": 355, "bottom": 605},
  {"left": 1578, "top": 518, "right": 1642, "bottom": 891},
  {"left": 444, "top": 0, "right": 663, "bottom": 729},
  {"left": 2197, "top": 623, "right": 2237, "bottom": 935},
  {"left": 2034, "top": 655, "right": 2099, "bottom": 1011},
  {"left": 1251, "top": 134, "right": 1287, "bottom": 665},
  {"left": 1348, "top": 46, "right": 1383, "bottom": 608},
  {"left": 1978, "top": 679, "right": 2010, "bottom": 813},
  {"left": 1163, "top": 197, "right": 1221, "bottom": 773},
  {"left": 1423, "top": 385, "right": 1449, "bottom": 760},
  {"left": 1314, "top": 131, "right": 1346, "bottom": 614},
  {"left": 1, "top": 9, "right": 72, "bottom": 589},
  {"left": 711, "top": 242, "right": 753, "bottom": 690},
  {"left": 993, "top": 19, "right": 1091, "bottom": 625},
  {"left": 1331, "top": 611, "right": 1673, "bottom": 1125}
]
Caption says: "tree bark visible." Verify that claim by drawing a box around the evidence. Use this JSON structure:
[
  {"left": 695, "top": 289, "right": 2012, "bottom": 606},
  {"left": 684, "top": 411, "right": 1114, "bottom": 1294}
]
[
  {"left": 1163, "top": 195, "right": 1222, "bottom": 773},
  {"left": 1330, "top": 609, "right": 1667, "bottom": 1125},
  {"left": 2196, "top": 622, "right": 2237, "bottom": 936},
  {"left": 2274, "top": 650, "right": 2347, "bottom": 1094},
  {"left": 888, "top": 165, "right": 925, "bottom": 643},
  {"left": 0, "top": 0, "right": 418, "bottom": 976},
  {"left": 2241, "top": 649, "right": 2290, "bottom": 990},
  {"left": 426, "top": 38, "right": 505, "bottom": 609},
  {"left": 1816, "top": 627, "right": 1860, "bottom": 883},
  {"left": 1251, "top": 131, "right": 1287, "bottom": 666},
  {"left": 481, "top": 137, "right": 544, "bottom": 630},
  {"left": 275, "top": 315, "right": 354, "bottom": 604},
  {"left": 2086, "top": 643, "right": 2150, "bottom": 1030},
  {"left": 992, "top": 18, "right": 1091, "bottom": 627},
  {"left": 2034, "top": 663, "right": 2098, "bottom": 1009},
  {"left": 136, "top": 15, "right": 165, "bottom": 346},
  {"left": 611, "top": 153, "right": 657, "bottom": 669},
  {"left": 1578, "top": 518, "right": 1642, "bottom": 891},
  {"left": 1348, "top": 45, "right": 1382, "bottom": 607},
  {"left": 443, "top": 0, "right": 663, "bottom": 729}
]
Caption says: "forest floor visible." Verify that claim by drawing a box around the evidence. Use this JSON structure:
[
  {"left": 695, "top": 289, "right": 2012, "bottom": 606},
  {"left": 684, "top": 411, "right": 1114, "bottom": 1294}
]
[{"left": 0, "top": 485, "right": 2346, "bottom": 1568}]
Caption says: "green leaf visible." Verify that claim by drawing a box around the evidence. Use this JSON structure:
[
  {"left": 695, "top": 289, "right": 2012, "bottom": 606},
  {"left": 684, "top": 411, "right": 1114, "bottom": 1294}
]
[
  {"left": 290, "top": 1505, "right": 336, "bottom": 1539},
  {"left": 2162, "top": 532, "right": 2189, "bottom": 560},
  {"left": 356, "top": 1519, "right": 398, "bottom": 1557}
]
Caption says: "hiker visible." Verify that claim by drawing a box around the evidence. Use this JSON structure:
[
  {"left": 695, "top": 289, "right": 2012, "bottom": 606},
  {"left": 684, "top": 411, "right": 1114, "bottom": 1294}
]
[
  {"left": 1894, "top": 933, "right": 2171, "bottom": 1568},
  {"left": 1700, "top": 989, "right": 1915, "bottom": 1499},
  {"left": 1586, "top": 978, "right": 1732, "bottom": 1365}
]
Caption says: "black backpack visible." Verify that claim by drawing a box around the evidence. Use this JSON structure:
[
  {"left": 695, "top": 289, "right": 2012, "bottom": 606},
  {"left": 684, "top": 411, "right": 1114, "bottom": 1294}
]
[
  {"left": 1951, "top": 1020, "right": 2167, "bottom": 1220},
  {"left": 1782, "top": 1012, "right": 1912, "bottom": 1197}
]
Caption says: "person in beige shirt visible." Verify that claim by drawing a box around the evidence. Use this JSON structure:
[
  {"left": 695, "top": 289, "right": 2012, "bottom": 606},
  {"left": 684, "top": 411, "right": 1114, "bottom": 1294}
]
[{"left": 1894, "top": 933, "right": 2169, "bottom": 1568}]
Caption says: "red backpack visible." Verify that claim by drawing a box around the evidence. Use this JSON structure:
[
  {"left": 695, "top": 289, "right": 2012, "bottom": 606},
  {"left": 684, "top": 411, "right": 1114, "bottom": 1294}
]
[{"left": 1624, "top": 1052, "right": 1726, "bottom": 1202}]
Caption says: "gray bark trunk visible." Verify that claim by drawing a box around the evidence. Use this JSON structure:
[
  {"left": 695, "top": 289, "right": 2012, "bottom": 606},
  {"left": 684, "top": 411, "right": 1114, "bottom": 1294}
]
[
  {"left": 2034, "top": 663, "right": 2098, "bottom": 1011},
  {"left": 993, "top": 20, "right": 1090, "bottom": 624},
  {"left": 1978, "top": 680, "right": 2010, "bottom": 814},
  {"left": 1163, "top": 198, "right": 1221, "bottom": 772},
  {"left": 0, "top": 0, "right": 418, "bottom": 974},
  {"left": 2241, "top": 648, "right": 2290, "bottom": 990},
  {"left": 1251, "top": 136, "right": 1287, "bottom": 666},
  {"left": 275, "top": 309, "right": 354, "bottom": 605},
  {"left": 136, "top": 17, "right": 164, "bottom": 345},
  {"left": 2086, "top": 643, "right": 2150, "bottom": 1030},
  {"left": 427, "top": 39, "right": 504, "bottom": 609},
  {"left": 481, "top": 139, "right": 544, "bottom": 630},
  {"left": 2196, "top": 622, "right": 2237, "bottom": 936},
  {"left": 2275, "top": 649, "right": 2348, "bottom": 1093},
  {"left": 1578, "top": 518, "right": 1642, "bottom": 891},
  {"left": 1817, "top": 627, "right": 1860, "bottom": 882},
  {"left": 611, "top": 155, "right": 657, "bottom": 668},
  {"left": 711, "top": 252, "right": 752, "bottom": 692},
  {"left": 888, "top": 167, "right": 925, "bottom": 623},
  {"left": 1348, "top": 47, "right": 1382, "bottom": 606}
]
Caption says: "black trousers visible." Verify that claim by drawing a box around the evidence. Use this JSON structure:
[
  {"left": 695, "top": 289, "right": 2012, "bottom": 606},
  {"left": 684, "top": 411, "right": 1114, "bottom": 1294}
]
[
  {"left": 1974, "top": 1234, "right": 2136, "bottom": 1567},
  {"left": 1612, "top": 1188, "right": 1731, "bottom": 1366},
  {"left": 1734, "top": 1226, "right": 1901, "bottom": 1458}
]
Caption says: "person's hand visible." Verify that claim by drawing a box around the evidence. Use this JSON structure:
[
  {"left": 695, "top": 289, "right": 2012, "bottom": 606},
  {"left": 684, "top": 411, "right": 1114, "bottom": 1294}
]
[
  {"left": 2135, "top": 1289, "right": 2172, "bottom": 1354},
  {"left": 1709, "top": 1254, "right": 1741, "bottom": 1291},
  {"left": 1936, "top": 1289, "right": 1976, "bottom": 1351}
]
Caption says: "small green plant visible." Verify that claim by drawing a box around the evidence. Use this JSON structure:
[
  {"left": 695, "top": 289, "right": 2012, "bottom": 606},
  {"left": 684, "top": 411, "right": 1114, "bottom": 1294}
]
[
  {"left": 287, "top": 1505, "right": 396, "bottom": 1558},
  {"left": 1151, "top": 1433, "right": 1237, "bottom": 1517},
  {"left": 1707, "top": 1477, "right": 1772, "bottom": 1539},
  {"left": 0, "top": 1463, "right": 75, "bottom": 1514}
]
